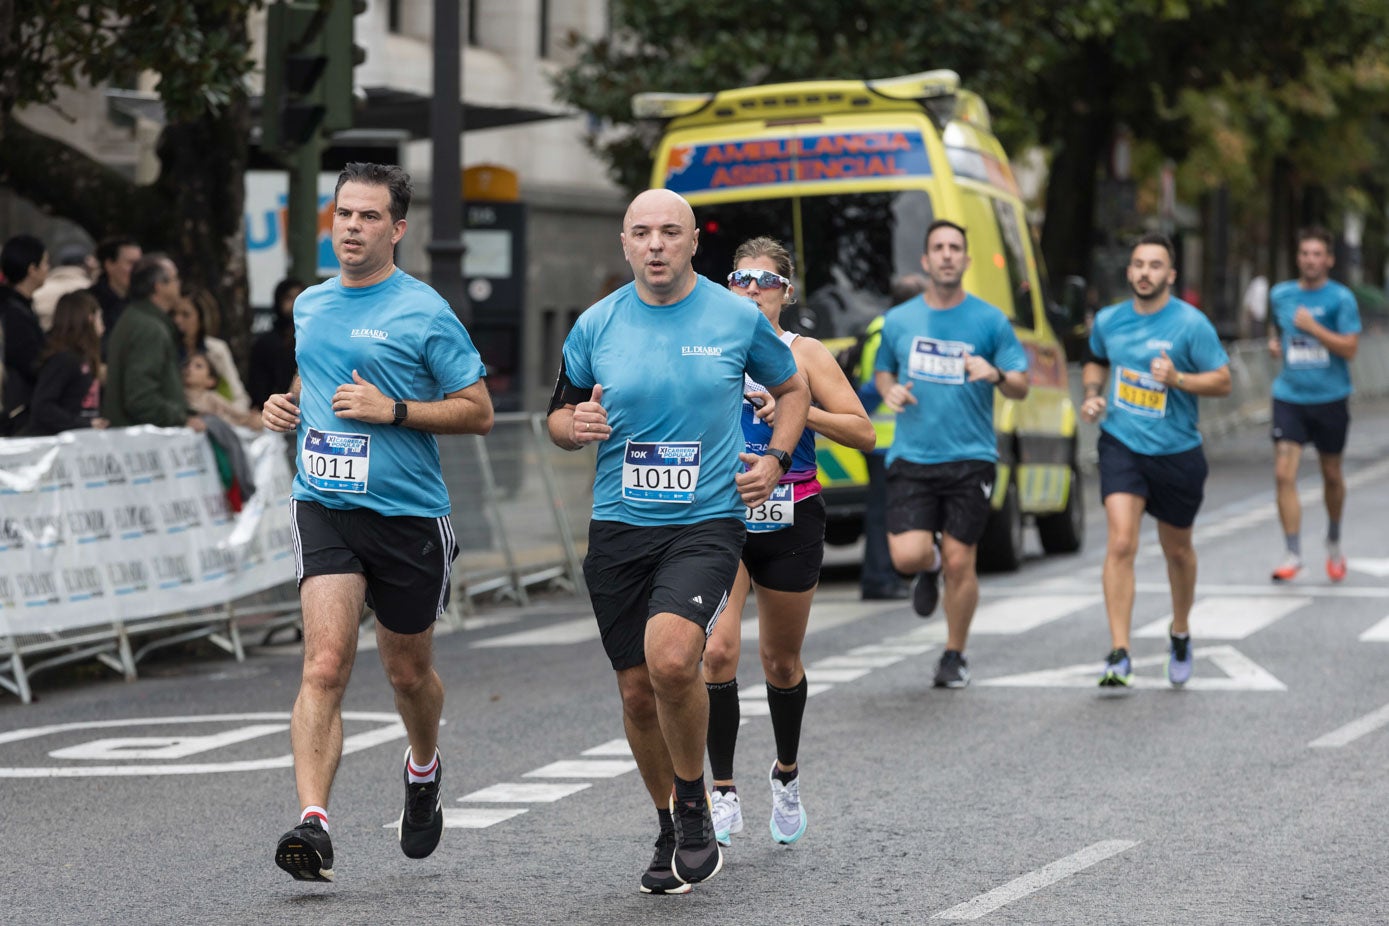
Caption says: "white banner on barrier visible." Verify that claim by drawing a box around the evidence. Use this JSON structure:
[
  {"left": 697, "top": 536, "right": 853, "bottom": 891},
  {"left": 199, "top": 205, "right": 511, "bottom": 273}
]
[{"left": 0, "top": 426, "right": 295, "bottom": 636}]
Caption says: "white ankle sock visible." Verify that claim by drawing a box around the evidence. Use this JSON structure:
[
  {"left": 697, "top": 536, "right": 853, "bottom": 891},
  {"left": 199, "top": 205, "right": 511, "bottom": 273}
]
[
  {"left": 300, "top": 805, "right": 329, "bottom": 832},
  {"left": 408, "top": 751, "right": 439, "bottom": 784}
]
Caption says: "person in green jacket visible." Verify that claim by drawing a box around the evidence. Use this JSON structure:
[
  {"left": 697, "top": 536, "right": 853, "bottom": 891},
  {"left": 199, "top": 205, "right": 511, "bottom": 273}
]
[{"left": 102, "top": 253, "right": 204, "bottom": 431}]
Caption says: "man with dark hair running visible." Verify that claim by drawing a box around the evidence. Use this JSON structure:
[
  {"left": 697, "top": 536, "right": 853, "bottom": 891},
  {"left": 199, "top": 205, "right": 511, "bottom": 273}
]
[
  {"left": 262, "top": 162, "right": 494, "bottom": 882},
  {"left": 547, "top": 189, "right": 808, "bottom": 894},
  {"left": 1266, "top": 226, "right": 1360, "bottom": 583},
  {"left": 1081, "top": 232, "right": 1231, "bottom": 688}
]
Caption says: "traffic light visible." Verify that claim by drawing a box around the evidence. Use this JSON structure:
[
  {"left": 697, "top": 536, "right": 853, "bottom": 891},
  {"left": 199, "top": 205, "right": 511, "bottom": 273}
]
[{"left": 261, "top": 0, "right": 366, "bottom": 151}]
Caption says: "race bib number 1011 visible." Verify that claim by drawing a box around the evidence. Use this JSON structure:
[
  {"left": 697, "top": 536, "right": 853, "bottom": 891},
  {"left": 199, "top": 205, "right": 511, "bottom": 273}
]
[
  {"left": 622, "top": 441, "right": 701, "bottom": 504},
  {"left": 302, "top": 428, "right": 370, "bottom": 493}
]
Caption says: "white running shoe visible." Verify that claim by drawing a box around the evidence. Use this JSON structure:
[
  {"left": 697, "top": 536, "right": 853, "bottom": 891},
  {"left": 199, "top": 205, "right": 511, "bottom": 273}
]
[
  {"left": 768, "top": 763, "right": 807, "bottom": 844},
  {"left": 711, "top": 789, "right": 743, "bottom": 846}
]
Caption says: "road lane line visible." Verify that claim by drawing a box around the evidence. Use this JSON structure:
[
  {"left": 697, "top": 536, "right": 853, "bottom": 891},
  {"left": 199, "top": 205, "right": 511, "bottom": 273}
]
[
  {"left": 1358, "top": 615, "right": 1389, "bottom": 642},
  {"left": 1134, "top": 596, "right": 1310, "bottom": 640},
  {"left": 460, "top": 782, "right": 590, "bottom": 802},
  {"left": 524, "top": 759, "right": 637, "bottom": 778},
  {"left": 932, "top": 840, "right": 1139, "bottom": 921},
  {"left": 1308, "top": 701, "right": 1389, "bottom": 748},
  {"left": 969, "top": 595, "right": 1100, "bottom": 635}
]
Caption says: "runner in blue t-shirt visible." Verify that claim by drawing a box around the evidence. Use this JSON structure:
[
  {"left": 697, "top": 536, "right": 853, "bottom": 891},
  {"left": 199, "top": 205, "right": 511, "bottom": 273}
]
[
  {"left": 699, "top": 237, "right": 874, "bottom": 850},
  {"left": 1081, "top": 233, "right": 1231, "bottom": 690},
  {"left": 262, "top": 163, "right": 494, "bottom": 883},
  {"left": 1265, "top": 226, "right": 1362, "bottom": 583},
  {"left": 546, "top": 190, "right": 808, "bottom": 894},
  {"left": 874, "top": 220, "right": 1029, "bottom": 689}
]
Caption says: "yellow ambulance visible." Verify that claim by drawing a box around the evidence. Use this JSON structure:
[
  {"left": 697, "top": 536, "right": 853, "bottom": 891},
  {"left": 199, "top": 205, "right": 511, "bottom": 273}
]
[{"left": 635, "top": 71, "right": 1083, "bottom": 570}]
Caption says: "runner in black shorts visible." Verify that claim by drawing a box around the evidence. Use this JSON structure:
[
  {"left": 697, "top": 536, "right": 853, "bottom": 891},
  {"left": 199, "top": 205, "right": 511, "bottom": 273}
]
[
  {"left": 262, "top": 163, "right": 494, "bottom": 882},
  {"left": 875, "top": 221, "right": 1030, "bottom": 688},
  {"left": 700, "top": 237, "right": 874, "bottom": 848},
  {"left": 1266, "top": 226, "right": 1361, "bottom": 583},
  {"left": 547, "top": 192, "right": 808, "bottom": 895}
]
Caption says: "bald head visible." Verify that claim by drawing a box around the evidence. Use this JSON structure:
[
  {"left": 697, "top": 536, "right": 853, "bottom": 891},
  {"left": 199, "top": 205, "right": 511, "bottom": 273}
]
[{"left": 620, "top": 188, "right": 700, "bottom": 305}]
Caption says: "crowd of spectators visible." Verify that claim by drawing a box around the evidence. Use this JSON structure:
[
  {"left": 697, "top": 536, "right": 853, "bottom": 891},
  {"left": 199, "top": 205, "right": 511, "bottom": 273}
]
[{"left": 0, "top": 232, "right": 303, "bottom": 440}]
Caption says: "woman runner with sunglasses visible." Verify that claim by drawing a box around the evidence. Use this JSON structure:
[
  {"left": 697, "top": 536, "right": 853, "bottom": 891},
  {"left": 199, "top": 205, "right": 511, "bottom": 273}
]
[{"left": 704, "top": 237, "right": 875, "bottom": 846}]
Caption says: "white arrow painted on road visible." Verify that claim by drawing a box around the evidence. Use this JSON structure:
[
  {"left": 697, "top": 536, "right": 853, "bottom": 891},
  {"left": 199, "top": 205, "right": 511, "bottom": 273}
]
[
  {"left": 1134, "top": 596, "right": 1310, "bottom": 640},
  {"left": 978, "top": 645, "right": 1286, "bottom": 691}
]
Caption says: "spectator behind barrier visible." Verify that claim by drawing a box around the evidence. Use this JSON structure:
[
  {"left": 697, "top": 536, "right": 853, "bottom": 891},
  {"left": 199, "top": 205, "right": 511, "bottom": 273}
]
[
  {"left": 248, "top": 277, "right": 305, "bottom": 409},
  {"left": 32, "top": 243, "right": 95, "bottom": 332},
  {"left": 0, "top": 233, "right": 50, "bottom": 435},
  {"left": 89, "top": 235, "right": 142, "bottom": 346},
  {"left": 172, "top": 290, "right": 250, "bottom": 412},
  {"left": 184, "top": 352, "right": 262, "bottom": 430},
  {"left": 102, "top": 253, "right": 204, "bottom": 432},
  {"left": 24, "top": 290, "right": 108, "bottom": 435}
]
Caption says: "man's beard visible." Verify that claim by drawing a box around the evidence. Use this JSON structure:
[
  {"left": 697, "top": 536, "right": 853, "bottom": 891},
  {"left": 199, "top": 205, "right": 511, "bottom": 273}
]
[{"left": 1129, "top": 279, "right": 1168, "bottom": 301}]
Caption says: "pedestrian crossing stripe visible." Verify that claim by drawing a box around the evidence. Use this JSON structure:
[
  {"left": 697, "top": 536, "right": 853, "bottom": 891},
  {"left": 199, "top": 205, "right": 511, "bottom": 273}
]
[{"left": 977, "top": 645, "right": 1285, "bottom": 691}]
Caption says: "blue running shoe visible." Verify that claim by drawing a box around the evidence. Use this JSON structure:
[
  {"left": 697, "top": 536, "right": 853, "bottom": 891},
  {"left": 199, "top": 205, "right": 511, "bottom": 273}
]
[
  {"left": 1167, "top": 631, "right": 1193, "bottom": 687},
  {"left": 1098, "top": 648, "right": 1134, "bottom": 688}
]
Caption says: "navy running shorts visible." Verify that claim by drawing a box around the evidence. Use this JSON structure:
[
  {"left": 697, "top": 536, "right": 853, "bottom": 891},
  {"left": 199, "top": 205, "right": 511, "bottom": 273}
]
[
  {"left": 741, "top": 494, "right": 827, "bottom": 593},
  {"left": 583, "top": 517, "right": 745, "bottom": 671},
  {"left": 884, "top": 459, "right": 995, "bottom": 546},
  {"left": 291, "top": 499, "right": 457, "bottom": 635},
  {"left": 1271, "top": 397, "right": 1350, "bottom": 455},
  {"left": 1097, "top": 431, "right": 1208, "bottom": 529}
]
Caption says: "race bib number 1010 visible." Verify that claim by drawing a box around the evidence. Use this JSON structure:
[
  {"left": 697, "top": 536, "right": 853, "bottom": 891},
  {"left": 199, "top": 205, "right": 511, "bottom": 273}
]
[{"left": 623, "top": 441, "right": 701, "bottom": 504}]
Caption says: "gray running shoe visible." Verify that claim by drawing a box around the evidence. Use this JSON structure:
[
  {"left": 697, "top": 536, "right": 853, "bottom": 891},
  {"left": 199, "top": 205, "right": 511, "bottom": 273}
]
[
  {"left": 669, "top": 792, "right": 722, "bottom": 885},
  {"left": 933, "top": 649, "right": 971, "bottom": 689},
  {"left": 768, "top": 763, "right": 807, "bottom": 844},
  {"left": 711, "top": 789, "right": 743, "bottom": 846}
]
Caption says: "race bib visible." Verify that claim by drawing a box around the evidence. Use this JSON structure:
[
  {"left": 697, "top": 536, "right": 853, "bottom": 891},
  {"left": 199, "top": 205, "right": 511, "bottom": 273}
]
[
  {"left": 1286, "top": 335, "right": 1330, "bottom": 368},
  {"left": 1114, "top": 366, "right": 1167, "bottom": 418},
  {"left": 744, "top": 483, "right": 794, "bottom": 532},
  {"left": 302, "top": 428, "right": 370, "bottom": 493},
  {"left": 622, "top": 441, "right": 700, "bottom": 504},
  {"left": 908, "top": 337, "right": 967, "bottom": 385}
]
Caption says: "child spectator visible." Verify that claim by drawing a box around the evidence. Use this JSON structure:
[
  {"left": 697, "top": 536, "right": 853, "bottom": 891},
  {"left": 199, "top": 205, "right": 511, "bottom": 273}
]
[{"left": 183, "top": 352, "right": 262, "bottom": 429}]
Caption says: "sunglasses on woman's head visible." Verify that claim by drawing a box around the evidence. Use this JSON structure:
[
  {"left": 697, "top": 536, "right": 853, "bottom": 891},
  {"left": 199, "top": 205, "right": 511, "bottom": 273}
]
[{"left": 727, "top": 269, "right": 790, "bottom": 290}]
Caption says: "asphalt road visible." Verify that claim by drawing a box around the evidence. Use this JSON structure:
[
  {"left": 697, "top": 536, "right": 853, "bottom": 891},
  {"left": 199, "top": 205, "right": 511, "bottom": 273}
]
[{"left": 2, "top": 402, "right": 1388, "bottom": 926}]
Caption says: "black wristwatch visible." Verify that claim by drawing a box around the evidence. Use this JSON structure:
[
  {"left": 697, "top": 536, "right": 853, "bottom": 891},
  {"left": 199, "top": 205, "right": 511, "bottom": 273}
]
[
  {"left": 766, "top": 448, "right": 792, "bottom": 473},
  {"left": 391, "top": 400, "right": 408, "bottom": 426}
]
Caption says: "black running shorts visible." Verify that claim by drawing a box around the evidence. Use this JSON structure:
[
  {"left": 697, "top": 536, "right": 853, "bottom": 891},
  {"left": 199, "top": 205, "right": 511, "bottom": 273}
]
[
  {"left": 1097, "top": 431, "right": 1208, "bottom": 529},
  {"left": 884, "top": 459, "right": 995, "bottom": 546},
  {"left": 291, "top": 499, "right": 457, "bottom": 635},
  {"left": 741, "top": 494, "right": 827, "bottom": 593},
  {"left": 1271, "top": 397, "right": 1350, "bottom": 455},
  {"left": 583, "top": 517, "right": 745, "bottom": 671}
]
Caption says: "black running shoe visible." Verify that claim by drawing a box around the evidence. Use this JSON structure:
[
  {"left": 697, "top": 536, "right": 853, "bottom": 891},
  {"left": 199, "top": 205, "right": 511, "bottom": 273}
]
[
  {"left": 275, "top": 818, "right": 334, "bottom": 882},
  {"left": 669, "top": 792, "right": 723, "bottom": 885},
  {"left": 933, "top": 649, "right": 970, "bottom": 689},
  {"left": 911, "top": 568, "right": 941, "bottom": 618},
  {"left": 398, "top": 749, "right": 444, "bottom": 859},
  {"left": 639, "top": 828, "right": 691, "bottom": 895}
]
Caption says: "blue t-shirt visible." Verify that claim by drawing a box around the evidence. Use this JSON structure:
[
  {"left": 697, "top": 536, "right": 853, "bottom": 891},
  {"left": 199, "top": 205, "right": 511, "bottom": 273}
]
[
  {"left": 1089, "top": 297, "right": 1228, "bottom": 456},
  {"left": 562, "top": 276, "right": 799, "bottom": 527},
  {"left": 290, "top": 269, "right": 485, "bottom": 517},
  {"left": 1270, "top": 279, "right": 1360, "bottom": 404},
  {"left": 874, "top": 293, "right": 1027, "bottom": 466}
]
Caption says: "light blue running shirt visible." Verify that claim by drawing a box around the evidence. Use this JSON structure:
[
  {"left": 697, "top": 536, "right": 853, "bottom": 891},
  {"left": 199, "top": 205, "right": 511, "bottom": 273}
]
[
  {"left": 1269, "top": 279, "right": 1360, "bottom": 405},
  {"left": 1089, "top": 296, "right": 1228, "bottom": 456},
  {"left": 875, "top": 293, "right": 1027, "bottom": 466},
  {"left": 563, "top": 275, "right": 799, "bottom": 527},
  {"left": 291, "top": 269, "right": 485, "bottom": 517}
]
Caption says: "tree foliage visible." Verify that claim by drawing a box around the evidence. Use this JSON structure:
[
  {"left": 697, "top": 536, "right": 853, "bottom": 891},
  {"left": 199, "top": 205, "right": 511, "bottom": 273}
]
[
  {"left": 554, "top": 0, "right": 1389, "bottom": 289},
  {"left": 0, "top": 1, "right": 262, "bottom": 351}
]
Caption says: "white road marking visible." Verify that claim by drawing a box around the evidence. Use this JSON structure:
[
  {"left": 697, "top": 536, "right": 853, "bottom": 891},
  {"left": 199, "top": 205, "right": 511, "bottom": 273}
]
[
  {"left": 807, "top": 668, "right": 872, "bottom": 683},
  {"left": 969, "top": 596, "right": 1100, "bottom": 635},
  {"left": 932, "top": 840, "right": 1139, "bottom": 920},
  {"left": 978, "top": 645, "right": 1286, "bottom": 691},
  {"left": 460, "top": 782, "right": 591, "bottom": 803},
  {"left": 1358, "top": 616, "right": 1389, "bottom": 642},
  {"left": 812, "top": 654, "right": 905, "bottom": 669},
  {"left": 581, "top": 738, "right": 632, "bottom": 756},
  {"left": 443, "top": 808, "right": 528, "bottom": 828},
  {"left": 984, "top": 581, "right": 1389, "bottom": 600},
  {"left": 524, "top": 759, "right": 637, "bottom": 778},
  {"left": 1134, "top": 596, "right": 1310, "bottom": 640},
  {"left": 48, "top": 724, "right": 288, "bottom": 760},
  {"left": 1308, "top": 701, "right": 1389, "bottom": 748},
  {"left": 1348, "top": 558, "right": 1389, "bottom": 578},
  {"left": 472, "top": 617, "right": 597, "bottom": 648},
  {"left": 848, "top": 644, "right": 934, "bottom": 656}
]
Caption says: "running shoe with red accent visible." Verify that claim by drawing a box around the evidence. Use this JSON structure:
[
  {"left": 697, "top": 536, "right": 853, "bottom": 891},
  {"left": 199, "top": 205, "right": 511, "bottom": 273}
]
[
  {"left": 1270, "top": 555, "right": 1302, "bottom": 582},
  {"left": 1327, "top": 554, "right": 1348, "bottom": 582}
]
